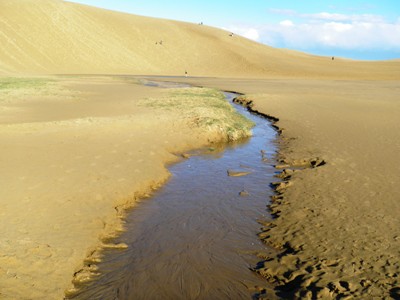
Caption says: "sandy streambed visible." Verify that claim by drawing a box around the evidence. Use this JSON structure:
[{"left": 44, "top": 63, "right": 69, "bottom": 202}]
[
  {"left": 65, "top": 92, "right": 278, "bottom": 299},
  {"left": 175, "top": 77, "right": 400, "bottom": 299},
  {"left": 3, "top": 74, "right": 399, "bottom": 299},
  {"left": 0, "top": 76, "right": 253, "bottom": 299}
]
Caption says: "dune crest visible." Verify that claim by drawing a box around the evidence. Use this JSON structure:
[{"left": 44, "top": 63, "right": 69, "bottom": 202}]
[{"left": 0, "top": 0, "right": 399, "bottom": 78}]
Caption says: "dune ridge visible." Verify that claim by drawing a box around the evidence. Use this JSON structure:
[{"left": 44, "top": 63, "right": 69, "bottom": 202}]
[{"left": 0, "top": 0, "right": 399, "bottom": 78}]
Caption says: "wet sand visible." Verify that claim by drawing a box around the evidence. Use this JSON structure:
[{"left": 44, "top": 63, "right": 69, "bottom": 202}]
[
  {"left": 65, "top": 93, "right": 278, "bottom": 299},
  {"left": 1, "top": 2, "right": 400, "bottom": 297},
  {"left": 0, "top": 76, "right": 253, "bottom": 299},
  {"left": 2, "top": 74, "right": 400, "bottom": 299},
  {"left": 171, "top": 77, "right": 400, "bottom": 299}
]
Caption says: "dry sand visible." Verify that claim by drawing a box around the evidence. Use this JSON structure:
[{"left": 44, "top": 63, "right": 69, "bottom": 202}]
[
  {"left": 0, "top": 0, "right": 399, "bottom": 79},
  {"left": 1, "top": 0, "right": 400, "bottom": 299}
]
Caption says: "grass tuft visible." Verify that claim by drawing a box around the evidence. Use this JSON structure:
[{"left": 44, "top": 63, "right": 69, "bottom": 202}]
[{"left": 139, "top": 87, "right": 254, "bottom": 141}]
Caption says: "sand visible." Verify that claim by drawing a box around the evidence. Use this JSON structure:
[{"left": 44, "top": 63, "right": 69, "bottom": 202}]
[
  {"left": 249, "top": 80, "right": 400, "bottom": 299},
  {"left": 174, "top": 77, "right": 400, "bottom": 299},
  {"left": 0, "top": 76, "right": 254, "bottom": 299},
  {"left": 5, "top": 76, "right": 399, "bottom": 299},
  {"left": 1, "top": 0, "right": 399, "bottom": 79},
  {"left": 1, "top": 0, "right": 400, "bottom": 299}
]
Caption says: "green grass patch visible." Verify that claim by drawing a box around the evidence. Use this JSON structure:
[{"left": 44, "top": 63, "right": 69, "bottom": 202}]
[
  {"left": 0, "top": 77, "right": 52, "bottom": 90},
  {"left": 140, "top": 87, "right": 254, "bottom": 141}
]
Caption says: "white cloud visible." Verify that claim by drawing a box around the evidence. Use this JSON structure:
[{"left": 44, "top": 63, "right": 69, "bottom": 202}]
[
  {"left": 280, "top": 20, "right": 294, "bottom": 27},
  {"left": 224, "top": 11, "right": 400, "bottom": 58},
  {"left": 244, "top": 28, "right": 260, "bottom": 40},
  {"left": 270, "top": 8, "right": 385, "bottom": 23},
  {"left": 254, "top": 12, "right": 400, "bottom": 51},
  {"left": 305, "top": 12, "right": 385, "bottom": 23},
  {"left": 225, "top": 26, "right": 260, "bottom": 41},
  {"left": 325, "top": 22, "right": 353, "bottom": 32},
  {"left": 308, "top": 12, "right": 349, "bottom": 21}
]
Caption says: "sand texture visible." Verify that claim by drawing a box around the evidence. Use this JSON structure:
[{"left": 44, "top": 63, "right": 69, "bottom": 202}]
[
  {"left": 1, "top": 0, "right": 400, "bottom": 298},
  {"left": 251, "top": 81, "right": 400, "bottom": 299},
  {"left": 176, "top": 77, "right": 400, "bottom": 299},
  {"left": 0, "top": 76, "right": 253, "bottom": 299},
  {"left": 0, "top": 0, "right": 399, "bottom": 79}
]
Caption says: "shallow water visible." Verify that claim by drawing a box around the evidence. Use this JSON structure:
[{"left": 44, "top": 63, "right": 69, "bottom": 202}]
[{"left": 70, "top": 89, "right": 278, "bottom": 299}]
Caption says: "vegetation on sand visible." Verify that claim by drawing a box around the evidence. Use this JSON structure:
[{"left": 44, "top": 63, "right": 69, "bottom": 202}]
[{"left": 140, "top": 87, "right": 254, "bottom": 141}]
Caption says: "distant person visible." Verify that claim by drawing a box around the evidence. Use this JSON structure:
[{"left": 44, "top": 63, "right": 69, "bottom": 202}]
[
  {"left": 185, "top": 70, "right": 188, "bottom": 77},
  {"left": 332, "top": 56, "right": 335, "bottom": 60}
]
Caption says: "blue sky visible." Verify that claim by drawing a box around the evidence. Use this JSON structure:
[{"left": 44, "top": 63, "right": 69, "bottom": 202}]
[{"left": 68, "top": 0, "right": 400, "bottom": 60}]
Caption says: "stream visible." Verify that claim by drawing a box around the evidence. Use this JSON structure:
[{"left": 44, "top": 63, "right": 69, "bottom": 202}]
[{"left": 70, "top": 83, "right": 278, "bottom": 299}]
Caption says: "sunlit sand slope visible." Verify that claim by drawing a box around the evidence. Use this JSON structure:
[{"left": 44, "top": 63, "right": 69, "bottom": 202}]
[{"left": 0, "top": 0, "right": 399, "bottom": 78}]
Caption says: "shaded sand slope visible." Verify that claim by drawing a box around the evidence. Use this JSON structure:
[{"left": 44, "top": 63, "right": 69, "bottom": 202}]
[{"left": 0, "top": 0, "right": 399, "bottom": 78}]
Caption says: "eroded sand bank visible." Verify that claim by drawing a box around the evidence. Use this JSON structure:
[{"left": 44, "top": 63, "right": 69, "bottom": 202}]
[
  {"left": 0, "top": 76, "right": 252, "bottom": 299},
  {"left": 177, "top": 77, "right": 400, "bottom": 299}
]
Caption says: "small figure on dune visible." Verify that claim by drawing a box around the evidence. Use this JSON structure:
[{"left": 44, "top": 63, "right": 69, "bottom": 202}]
[
  {"left": 229, "top": 32, "right": 234, "bottom": 37},
  {"left": 199, "top": 22, "right": 203, "bottom": 25},
  {"left": 185, "top": 70, "right": 188, "bottom": 77},
  {"left": 332, "top": 56, "right": 335, "bottom": 60}
]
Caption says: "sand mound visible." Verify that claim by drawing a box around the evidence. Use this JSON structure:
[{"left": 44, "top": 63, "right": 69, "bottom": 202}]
[{"left": 0, "top": 0, "right": 399, "bottom": 78}]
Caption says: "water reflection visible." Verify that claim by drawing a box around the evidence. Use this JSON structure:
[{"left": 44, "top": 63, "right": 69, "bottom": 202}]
[{"left": 69, "top": 92, "right": 278, "bottom": 300}]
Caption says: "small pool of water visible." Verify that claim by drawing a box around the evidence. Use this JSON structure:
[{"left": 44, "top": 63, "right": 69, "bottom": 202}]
[{"left": 69, "top": 88, "right": 278, "bottom": 300}]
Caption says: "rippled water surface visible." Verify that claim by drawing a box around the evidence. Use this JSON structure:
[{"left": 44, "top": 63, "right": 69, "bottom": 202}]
[{"left": 72, "top": 90, "right": 278, "bottom": 299}]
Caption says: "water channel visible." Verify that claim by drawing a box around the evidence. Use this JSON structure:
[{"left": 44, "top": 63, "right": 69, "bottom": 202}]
[{"left": 70, "top": 83, "right": 278, "bottom": 299}]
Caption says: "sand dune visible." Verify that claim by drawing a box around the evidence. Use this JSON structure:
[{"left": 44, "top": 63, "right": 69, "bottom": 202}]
[
  {"left": 1, "top": 0, "right": 400, "bottom": 299},
  {"left": 1, "top": 0, "right": 399, "bottom": 79}
]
